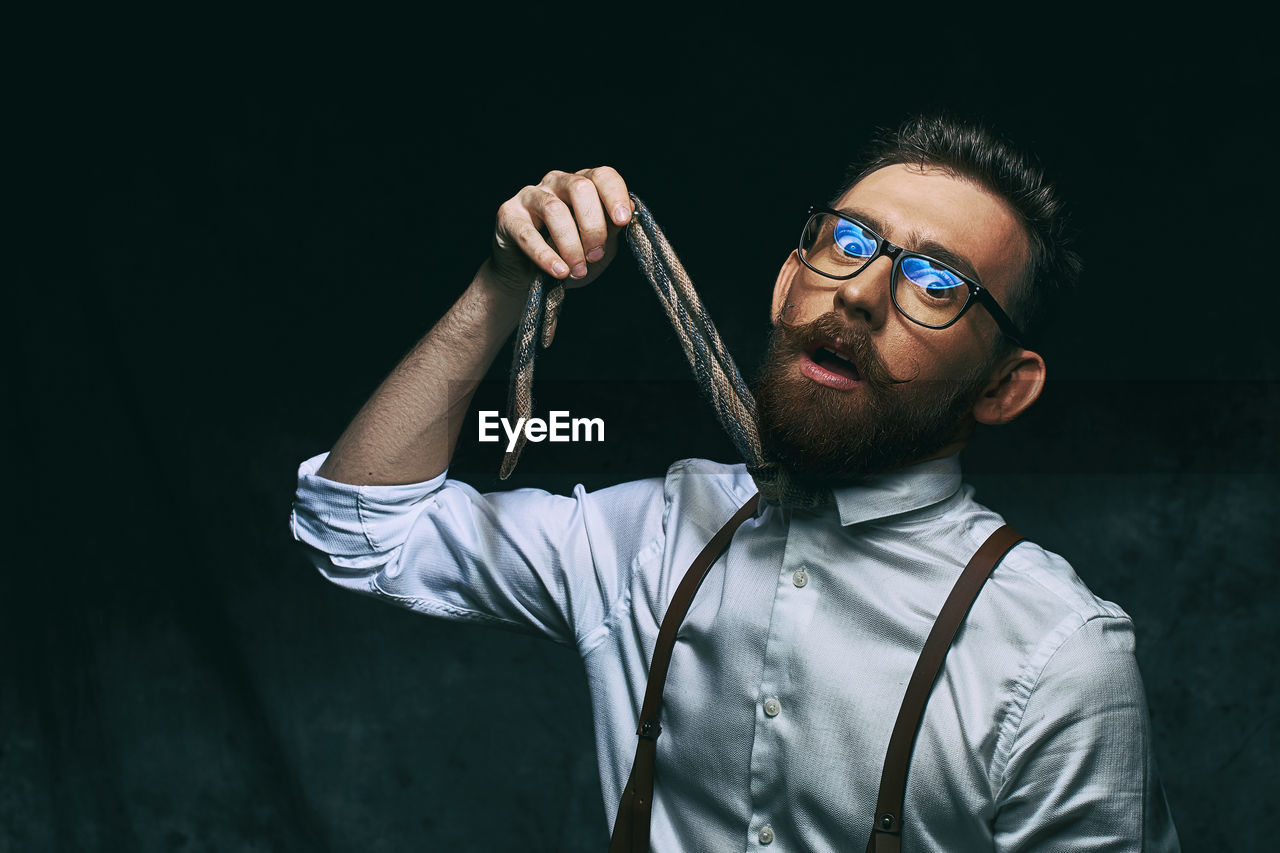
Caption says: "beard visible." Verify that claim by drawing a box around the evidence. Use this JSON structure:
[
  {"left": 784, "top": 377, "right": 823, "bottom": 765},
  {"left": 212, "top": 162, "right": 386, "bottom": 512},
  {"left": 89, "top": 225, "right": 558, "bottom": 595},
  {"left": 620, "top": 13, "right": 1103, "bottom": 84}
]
[{"left": 752, "top": 311, "right": 996, "bottom": 484}]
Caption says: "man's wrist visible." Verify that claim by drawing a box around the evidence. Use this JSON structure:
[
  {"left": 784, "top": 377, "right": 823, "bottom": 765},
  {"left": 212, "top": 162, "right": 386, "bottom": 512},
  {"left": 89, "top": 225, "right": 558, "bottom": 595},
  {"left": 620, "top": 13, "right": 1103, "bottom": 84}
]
[
  {"left": 461, "top": 261, "right": 531, "bottom": 343},
  {"left": 472, "top": 259, "right": 535, "bottom": 305}
]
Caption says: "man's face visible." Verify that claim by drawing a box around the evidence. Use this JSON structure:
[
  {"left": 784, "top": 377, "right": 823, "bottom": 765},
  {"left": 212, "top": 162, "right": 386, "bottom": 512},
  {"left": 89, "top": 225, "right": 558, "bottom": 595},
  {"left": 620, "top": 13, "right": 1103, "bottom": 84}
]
[{"left": 754, "top": 163, "right": 1032, "bottom": 481}]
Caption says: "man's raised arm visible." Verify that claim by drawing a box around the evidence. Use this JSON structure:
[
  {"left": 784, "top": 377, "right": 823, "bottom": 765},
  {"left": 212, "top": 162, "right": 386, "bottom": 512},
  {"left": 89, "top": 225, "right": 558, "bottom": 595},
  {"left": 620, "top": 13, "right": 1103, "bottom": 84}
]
[{"left": 316, "top": 167, "right": 634, "bottom": 486}]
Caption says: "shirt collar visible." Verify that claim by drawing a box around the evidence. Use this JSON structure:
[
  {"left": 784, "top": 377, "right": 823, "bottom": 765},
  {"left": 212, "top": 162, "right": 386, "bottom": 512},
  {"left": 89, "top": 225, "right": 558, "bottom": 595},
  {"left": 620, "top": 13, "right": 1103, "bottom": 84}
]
[{"left": 831, "top": 452, "right": 963, "bottom": 527}]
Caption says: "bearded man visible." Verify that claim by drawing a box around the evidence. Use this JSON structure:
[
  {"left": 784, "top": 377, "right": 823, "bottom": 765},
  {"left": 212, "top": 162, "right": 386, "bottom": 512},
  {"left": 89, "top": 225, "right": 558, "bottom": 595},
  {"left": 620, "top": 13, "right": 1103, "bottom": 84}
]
[{"left": 291, "top": 115, "right": 1179, "bottom": 851}]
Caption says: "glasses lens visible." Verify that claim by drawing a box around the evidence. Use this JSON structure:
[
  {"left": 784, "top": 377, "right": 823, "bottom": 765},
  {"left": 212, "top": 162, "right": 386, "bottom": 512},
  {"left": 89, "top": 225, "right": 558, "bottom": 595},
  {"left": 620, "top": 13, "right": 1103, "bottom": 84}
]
[
  {"left": 800, "top": 213, "right": 879, "bottom": 277},
  {"left": 895, "top": 256, "right": 970, "bottom": 326}
]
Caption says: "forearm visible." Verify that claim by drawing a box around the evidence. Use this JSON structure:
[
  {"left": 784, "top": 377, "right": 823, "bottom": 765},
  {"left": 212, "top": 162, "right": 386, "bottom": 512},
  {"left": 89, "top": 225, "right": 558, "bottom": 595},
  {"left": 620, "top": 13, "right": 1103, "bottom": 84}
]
[{"left": 317, "top": 262, "right": 526, "bottom": 486}]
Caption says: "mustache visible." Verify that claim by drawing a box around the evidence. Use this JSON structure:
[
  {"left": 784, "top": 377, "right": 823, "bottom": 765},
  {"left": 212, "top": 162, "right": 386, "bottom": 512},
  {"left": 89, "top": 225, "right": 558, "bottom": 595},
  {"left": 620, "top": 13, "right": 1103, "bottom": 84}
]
[{"left": 772, "top": 312, "right": 917, "bottom": 389}]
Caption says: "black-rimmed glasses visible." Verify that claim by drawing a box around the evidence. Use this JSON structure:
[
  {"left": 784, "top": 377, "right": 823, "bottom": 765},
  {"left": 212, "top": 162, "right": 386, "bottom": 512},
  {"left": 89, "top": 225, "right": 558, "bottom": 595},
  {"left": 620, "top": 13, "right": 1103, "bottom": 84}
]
[{"left": 798, "top": 207, "right": 1026, "bottom": 346}]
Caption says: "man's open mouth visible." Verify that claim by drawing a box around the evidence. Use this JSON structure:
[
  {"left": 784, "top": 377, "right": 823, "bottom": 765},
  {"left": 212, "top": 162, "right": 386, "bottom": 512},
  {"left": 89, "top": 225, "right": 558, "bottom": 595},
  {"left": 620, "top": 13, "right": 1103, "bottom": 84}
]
[{"left": 806, "top": 342, "right": 861, "bottom": 381}]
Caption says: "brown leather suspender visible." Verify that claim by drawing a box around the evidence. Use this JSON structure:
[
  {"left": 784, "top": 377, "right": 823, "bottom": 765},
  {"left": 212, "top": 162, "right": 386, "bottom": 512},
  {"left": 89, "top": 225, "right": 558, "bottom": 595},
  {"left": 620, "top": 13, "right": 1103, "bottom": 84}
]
[
  {"left": 609, "top": 494, "right": 761, "bottom": 853},
  {"left": 865, "top": 522, "right": 1024, "bottom": 853},
  {"left": 607, "top": 493, "right": 1024, "bottom": 853}
]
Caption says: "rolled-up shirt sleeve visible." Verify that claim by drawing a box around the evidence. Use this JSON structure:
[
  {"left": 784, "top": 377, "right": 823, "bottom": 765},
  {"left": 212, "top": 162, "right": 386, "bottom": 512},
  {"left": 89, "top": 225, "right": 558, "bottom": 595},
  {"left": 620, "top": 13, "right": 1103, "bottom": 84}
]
[
  {"left": 994, "top": 616, "right": 1180, "bottom": 852},
  {"left": 290, "top": 452, "right": 664, "bottom": 648}
]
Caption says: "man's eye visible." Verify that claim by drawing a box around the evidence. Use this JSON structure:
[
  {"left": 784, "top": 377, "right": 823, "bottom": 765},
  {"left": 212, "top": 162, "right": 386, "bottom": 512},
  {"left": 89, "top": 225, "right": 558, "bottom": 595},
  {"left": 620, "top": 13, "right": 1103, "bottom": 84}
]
[
  {"left": 834, "top": 218, "right": 876, "bottom": 258},
  {"left": 902, "top": 257, "right": 964, "bottom": 297}
]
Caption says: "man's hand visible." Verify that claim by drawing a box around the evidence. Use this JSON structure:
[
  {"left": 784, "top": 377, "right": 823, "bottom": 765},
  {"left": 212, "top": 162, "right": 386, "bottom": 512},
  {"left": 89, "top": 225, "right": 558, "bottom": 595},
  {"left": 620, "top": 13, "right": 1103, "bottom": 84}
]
[{"left": 482, "top": 167, "right": 634, "bottom": 295}]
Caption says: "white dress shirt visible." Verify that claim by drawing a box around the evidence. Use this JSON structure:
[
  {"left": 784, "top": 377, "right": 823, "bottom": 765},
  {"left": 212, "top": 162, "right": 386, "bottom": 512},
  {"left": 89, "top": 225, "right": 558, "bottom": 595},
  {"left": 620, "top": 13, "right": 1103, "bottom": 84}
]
[{"left": 291, "top": 451, "right": 1179, "bottom": 852}]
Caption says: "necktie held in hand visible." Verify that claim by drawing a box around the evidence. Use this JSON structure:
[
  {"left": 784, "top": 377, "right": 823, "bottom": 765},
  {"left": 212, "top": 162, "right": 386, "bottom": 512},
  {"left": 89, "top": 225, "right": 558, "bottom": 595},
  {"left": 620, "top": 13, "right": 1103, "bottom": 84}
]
[{"left": 501, "top": 193, "right": 832, "bottom": 509}]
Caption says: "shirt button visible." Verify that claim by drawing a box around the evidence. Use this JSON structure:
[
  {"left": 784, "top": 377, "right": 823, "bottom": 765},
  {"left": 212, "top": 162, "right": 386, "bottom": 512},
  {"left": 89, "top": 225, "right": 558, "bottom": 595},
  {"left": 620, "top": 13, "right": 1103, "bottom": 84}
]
[
  {"left": 792, "top": 569, "right": 809, "bottom": 587},
  {"left": 763, "top": 698, "right": 781, "bottom": 717},
  {"left": 759, "top": 824, "right": 775, "bottom": 844}
]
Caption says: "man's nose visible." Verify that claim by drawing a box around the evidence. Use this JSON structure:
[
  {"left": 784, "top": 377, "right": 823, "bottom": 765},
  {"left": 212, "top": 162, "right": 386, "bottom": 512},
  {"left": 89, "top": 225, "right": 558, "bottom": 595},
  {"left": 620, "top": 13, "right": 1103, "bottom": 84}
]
[{"left": 832, "top": 256, "right": 893, "bottom": 328}]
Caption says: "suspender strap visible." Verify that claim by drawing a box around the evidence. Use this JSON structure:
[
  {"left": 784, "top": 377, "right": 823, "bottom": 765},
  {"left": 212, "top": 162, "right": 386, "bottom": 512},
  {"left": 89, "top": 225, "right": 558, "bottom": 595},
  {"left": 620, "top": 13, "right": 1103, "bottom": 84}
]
[
  {"left": 609, "top": 493, "right": 760, "bottom": 853},
  {"left": 866, "top": 524, "right": 1024, "bottom": 853}
]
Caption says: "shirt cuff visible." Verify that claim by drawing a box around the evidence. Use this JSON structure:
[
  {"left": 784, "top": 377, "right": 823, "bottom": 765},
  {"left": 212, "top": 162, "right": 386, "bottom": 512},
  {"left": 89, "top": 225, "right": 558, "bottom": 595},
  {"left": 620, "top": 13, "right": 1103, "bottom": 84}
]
[{"left": 290, "top": 452, "right": 449, "bottom": 563}]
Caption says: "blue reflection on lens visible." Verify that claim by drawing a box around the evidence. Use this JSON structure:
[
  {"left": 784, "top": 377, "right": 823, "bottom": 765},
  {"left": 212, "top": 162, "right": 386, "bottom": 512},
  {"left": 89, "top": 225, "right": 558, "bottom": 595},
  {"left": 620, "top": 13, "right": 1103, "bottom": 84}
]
[
  {"left": 901, "top": 256, "right": 964, "bottom": 291},
  {"left": 834, "top": 218, "right": 876, "bottom": 258}
]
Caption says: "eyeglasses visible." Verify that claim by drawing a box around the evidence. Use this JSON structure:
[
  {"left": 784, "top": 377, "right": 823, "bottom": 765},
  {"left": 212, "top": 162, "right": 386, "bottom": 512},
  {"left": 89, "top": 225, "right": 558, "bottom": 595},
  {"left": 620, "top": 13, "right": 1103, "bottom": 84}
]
[{"left": 798, "top": 207, "right": 1026, "bottom": 347}]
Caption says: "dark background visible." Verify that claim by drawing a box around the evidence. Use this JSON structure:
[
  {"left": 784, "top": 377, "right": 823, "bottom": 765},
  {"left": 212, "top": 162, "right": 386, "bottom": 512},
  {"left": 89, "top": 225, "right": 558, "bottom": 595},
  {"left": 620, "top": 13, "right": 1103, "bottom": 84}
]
[{"left": 7, "top": 16, "right": 1277, "bottom": 852}]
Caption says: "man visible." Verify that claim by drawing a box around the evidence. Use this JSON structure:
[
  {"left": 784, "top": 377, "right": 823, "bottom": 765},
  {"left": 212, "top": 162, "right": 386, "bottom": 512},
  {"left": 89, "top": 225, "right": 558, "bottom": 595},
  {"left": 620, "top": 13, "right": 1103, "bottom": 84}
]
[{"left": 291, "top": 115, "right": 1179, "bottom": 850}]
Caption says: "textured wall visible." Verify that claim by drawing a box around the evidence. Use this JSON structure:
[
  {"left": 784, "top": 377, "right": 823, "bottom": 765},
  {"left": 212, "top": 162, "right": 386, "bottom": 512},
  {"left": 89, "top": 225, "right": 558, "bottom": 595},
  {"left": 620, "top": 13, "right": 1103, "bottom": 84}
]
[{"left": 7, "top": 18, "right": 1276, "bottom": 852}]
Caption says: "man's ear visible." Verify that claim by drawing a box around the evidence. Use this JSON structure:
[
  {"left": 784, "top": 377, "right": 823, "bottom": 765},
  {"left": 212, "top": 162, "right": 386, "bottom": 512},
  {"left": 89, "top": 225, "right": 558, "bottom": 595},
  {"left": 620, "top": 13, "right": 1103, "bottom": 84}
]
[
  {"left": 771, "top": 250, "right": 802, "bottom": 325},
  {"left": 972, "top": 349, "right": 1047, "bottom": 425}
]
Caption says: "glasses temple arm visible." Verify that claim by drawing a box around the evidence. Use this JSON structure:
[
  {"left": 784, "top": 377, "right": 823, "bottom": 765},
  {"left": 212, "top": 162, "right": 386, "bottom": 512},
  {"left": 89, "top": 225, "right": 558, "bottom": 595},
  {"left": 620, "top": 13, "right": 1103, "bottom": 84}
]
[{"left": 973, "top": 286, "right": 1028, "bottom": 349}]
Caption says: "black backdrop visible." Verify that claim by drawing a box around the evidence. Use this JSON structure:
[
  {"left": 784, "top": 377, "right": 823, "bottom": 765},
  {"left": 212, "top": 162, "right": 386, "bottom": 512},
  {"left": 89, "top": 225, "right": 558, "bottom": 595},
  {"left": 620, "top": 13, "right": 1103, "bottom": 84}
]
[{"left": 8, "top": 15, "right": 1278, "bottom": 852}]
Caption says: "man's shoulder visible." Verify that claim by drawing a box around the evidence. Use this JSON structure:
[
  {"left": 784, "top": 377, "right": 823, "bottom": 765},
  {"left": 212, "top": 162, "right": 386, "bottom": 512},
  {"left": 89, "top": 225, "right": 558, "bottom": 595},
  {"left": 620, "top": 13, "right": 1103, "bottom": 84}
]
[
  {"left": 579, "top": 458, "right": 753, "bottom": 529},
  {"left": 586, "top": 457, "right": 751, "bottom": 500},
  {"left": 999, "top": 537, "right": 1130, "bottom": 623},
  {"left": 662, "top": 456, "right": 756, "bottom": 499},
  {"left": 652, "top": 457, "right": 758, "bottom": 533},
  {"left": 661, "top": 456, "right": 755, "bottom": 491},
  {"left": 948, "top": 484, "right": 1133, "bottom": 633}
]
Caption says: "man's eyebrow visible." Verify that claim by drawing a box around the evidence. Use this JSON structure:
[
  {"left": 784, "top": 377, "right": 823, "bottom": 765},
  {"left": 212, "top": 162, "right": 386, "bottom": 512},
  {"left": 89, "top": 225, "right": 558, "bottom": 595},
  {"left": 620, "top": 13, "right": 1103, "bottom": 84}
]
[
  {"left": 911, "top": 240, "right": 982, "bottom": 284},
  {"left": 836, "top": 206, "right": 891, "bottom": 237},
  {"left": 835, "top": 205, "right": 982, "bottom": 284}
]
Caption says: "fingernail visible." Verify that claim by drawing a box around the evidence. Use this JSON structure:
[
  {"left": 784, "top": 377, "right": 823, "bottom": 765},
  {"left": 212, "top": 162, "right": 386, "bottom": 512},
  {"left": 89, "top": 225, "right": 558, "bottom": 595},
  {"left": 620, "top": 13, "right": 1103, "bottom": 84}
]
[
  {"left": 586, "top": 246, "right": 605, "bottom": 262},
  {"left": 552, "top": 261, "right": 569, "bottom": 277},
  {"left": 614, "top": 205, "right": 630, "bottom": 224},
  {"left": 571, "top": 263, "right": 588, "bottom": 279}
]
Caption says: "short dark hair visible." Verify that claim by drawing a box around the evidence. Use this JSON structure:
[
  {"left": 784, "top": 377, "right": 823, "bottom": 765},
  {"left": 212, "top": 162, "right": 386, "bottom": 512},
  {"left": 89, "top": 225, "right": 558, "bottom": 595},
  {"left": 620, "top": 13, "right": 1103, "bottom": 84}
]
[{"left": 836, "top": 114, "right": 1081, "bottom": 353}]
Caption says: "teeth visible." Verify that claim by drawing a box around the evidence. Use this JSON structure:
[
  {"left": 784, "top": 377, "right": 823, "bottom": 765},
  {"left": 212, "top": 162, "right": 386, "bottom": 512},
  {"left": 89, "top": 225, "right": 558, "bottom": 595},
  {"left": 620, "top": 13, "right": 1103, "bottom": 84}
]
[{"left": 821, "top": 346, "right": 855, "bottom": 367}]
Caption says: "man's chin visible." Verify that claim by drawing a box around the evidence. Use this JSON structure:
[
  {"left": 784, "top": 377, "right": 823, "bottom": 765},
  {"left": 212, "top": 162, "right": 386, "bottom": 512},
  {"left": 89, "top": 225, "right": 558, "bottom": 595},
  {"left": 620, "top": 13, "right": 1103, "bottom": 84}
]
[
  {"left": 755, "top": 366, "right": 973, "bottom": 482},
  {"left": 757, "top": 384, "right": 886, "bottom": 480}
]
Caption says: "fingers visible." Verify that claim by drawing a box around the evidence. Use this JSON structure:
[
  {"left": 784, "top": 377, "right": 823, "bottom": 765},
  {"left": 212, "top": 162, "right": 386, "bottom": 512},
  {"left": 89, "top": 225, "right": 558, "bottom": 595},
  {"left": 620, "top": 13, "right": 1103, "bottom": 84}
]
[
  {"left": 577, "top": 166, "right": 632, "bottom": 227},
  {"left": 496, "top": 193, "right": 570, "bottom": 280},
  {"left": 525, "top": 184, "right": 590, "bottom": 279},
  {"left": 559, "top": 174, "right": 609, "bottom": 270},
  {"left": 492, "top": 167, "right": 634, "bottom": 286},
  {"left": 538, "top": 170, "right": 622, "bottom": 276}
]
